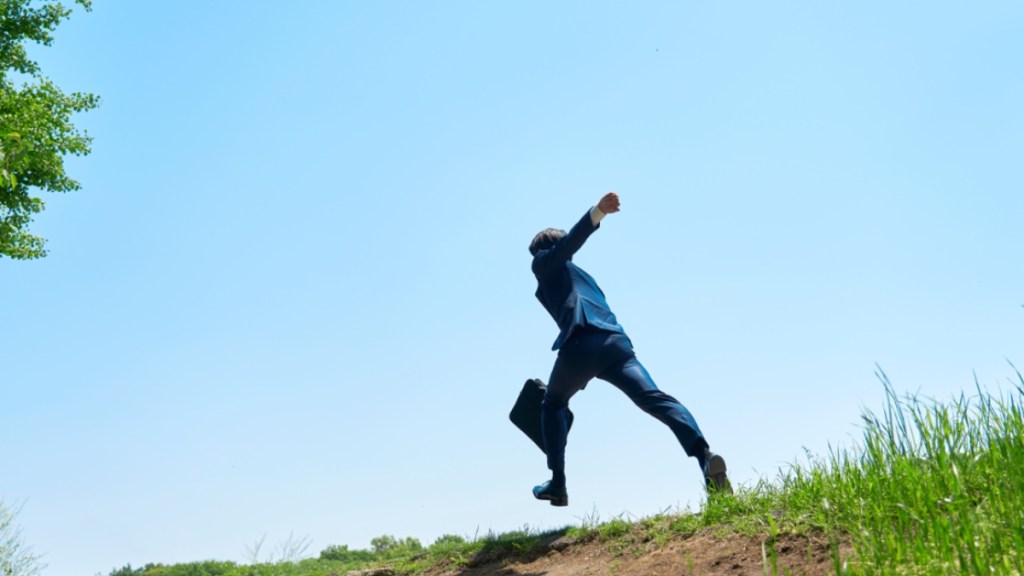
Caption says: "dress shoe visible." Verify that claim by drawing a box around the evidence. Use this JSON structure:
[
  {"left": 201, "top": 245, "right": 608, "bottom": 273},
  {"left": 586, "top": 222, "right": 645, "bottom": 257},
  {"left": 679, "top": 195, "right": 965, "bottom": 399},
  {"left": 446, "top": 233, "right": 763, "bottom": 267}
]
[
  {"left": 532, "top": 480, "right": 568, "bottom": 507},
  {"left": 704, "top": 451, "right": 733, "bottom": 495}
]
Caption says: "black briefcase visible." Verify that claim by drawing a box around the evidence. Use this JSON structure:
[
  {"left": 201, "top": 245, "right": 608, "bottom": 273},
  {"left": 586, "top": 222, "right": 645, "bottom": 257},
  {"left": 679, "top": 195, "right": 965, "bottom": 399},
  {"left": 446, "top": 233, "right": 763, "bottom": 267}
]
[{"left": 509, "top": 378, "right": 574, "bottom": 454}]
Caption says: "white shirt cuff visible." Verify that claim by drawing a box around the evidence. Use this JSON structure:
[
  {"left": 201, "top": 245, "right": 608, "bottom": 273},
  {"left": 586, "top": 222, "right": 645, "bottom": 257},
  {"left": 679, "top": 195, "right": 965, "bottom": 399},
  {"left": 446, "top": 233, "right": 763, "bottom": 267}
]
[{"left": 589, "top": 205, "right": 606, "bottom": 226}]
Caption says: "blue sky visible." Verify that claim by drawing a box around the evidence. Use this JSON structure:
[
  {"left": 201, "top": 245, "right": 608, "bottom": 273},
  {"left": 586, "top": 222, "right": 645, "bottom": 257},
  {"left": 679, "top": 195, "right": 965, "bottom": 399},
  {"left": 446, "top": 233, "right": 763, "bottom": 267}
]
[{"left": 3, "top": 1, "right": 1022, "bottom": 574}]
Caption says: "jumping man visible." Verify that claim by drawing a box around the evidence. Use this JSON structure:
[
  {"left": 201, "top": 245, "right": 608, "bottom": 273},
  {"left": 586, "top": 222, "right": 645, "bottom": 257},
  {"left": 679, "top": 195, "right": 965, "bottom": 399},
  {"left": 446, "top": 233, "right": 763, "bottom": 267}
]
[{"left": 529, "top": 192, "right": 731, "bottom": 506}]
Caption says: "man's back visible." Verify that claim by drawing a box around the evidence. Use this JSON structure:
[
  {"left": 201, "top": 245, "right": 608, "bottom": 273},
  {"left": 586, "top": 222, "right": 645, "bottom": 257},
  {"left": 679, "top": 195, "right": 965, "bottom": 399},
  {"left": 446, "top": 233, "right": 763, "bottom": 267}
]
[{"left": 532, "top": 209, "right": 626, "bottom": 350}]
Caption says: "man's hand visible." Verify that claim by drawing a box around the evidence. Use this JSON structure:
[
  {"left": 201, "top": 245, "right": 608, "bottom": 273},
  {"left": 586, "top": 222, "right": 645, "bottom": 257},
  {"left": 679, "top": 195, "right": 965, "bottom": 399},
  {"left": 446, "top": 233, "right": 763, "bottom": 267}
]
[{"left": 598, "top": 192, "right": 621, "bottom": 214}]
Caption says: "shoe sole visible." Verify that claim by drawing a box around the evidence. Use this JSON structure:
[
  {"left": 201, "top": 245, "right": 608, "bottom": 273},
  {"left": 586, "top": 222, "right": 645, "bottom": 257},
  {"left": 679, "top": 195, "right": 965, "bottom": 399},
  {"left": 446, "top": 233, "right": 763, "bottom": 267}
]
[
  {"left": 533, "top": 491, "right": 569, "bottom": 507},
  {"left": 706, "top": 454, "right": 732, "bottom": 494},
  {"left": 706, "top": 454, "right": 727, "bottom": 477}
]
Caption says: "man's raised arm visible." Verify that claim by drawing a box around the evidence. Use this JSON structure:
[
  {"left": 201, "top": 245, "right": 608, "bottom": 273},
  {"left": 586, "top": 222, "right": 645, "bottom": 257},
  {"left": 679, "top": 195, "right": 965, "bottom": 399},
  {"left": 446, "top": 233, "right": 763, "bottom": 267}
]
[{"left": 532, "top": 193, "right": 621, "bottom": 277}]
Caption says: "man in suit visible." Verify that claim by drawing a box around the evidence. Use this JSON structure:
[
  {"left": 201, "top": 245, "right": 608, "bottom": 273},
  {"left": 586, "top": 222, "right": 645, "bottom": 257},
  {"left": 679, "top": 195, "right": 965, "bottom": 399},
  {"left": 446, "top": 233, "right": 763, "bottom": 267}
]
[{"left": 529, "top": 192, "right": 730, "bottom": 507}]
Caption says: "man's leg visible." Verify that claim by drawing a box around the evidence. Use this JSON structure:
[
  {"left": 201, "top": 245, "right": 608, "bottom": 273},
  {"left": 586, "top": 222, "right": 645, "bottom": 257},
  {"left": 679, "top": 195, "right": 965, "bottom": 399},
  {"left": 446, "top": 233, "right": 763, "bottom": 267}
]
[
  {"left": 597, "top": 338, "right": 732, "bottom": 493},
  {"left": 534, "top": 353, "right": 591, "bottom": 506},
  {"left": 598, "top": 355, "right": 707, "bottom": 456}
]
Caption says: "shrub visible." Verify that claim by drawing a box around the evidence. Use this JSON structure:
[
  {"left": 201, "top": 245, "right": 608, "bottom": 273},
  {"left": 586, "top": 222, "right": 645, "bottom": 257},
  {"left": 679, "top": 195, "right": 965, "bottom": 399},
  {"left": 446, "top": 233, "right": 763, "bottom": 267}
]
[
  {"left": 0, "top": 500, "right": 43, "bottom": 576},
  {"left": 317, "top": 544, "right": 372, "bottom": 563}
]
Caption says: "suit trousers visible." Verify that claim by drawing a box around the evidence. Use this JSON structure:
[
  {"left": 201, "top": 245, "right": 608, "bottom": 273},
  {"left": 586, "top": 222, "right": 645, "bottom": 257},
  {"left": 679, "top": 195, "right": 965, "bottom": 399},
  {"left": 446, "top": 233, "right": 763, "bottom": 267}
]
[{"left": 541, "top": 327, "right": 708, "bottom": 473}]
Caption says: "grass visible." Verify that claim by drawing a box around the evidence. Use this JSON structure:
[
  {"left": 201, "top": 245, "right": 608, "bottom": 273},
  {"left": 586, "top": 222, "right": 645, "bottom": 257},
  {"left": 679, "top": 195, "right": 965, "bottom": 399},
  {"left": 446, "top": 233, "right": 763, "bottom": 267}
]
[
  {"left": 816, "top": 367, "right": 1024, "bottom": 574},
  {"left": 106, "top": 366, "right": 1024, "bottom": 576}
]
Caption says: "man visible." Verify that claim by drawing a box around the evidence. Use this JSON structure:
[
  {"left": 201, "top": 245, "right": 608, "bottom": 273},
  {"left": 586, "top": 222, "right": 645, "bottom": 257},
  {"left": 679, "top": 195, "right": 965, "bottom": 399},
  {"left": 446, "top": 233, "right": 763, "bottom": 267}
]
[{"left": 529, "top": 192, "right": 730, "bottom": 507}]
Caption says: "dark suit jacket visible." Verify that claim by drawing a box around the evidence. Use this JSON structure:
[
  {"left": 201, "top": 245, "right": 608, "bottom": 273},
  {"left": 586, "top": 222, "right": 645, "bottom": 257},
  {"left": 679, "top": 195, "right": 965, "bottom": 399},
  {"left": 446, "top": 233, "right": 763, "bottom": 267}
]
[{"left": 533, "top": 210, "right": 628, "bottom": 351}]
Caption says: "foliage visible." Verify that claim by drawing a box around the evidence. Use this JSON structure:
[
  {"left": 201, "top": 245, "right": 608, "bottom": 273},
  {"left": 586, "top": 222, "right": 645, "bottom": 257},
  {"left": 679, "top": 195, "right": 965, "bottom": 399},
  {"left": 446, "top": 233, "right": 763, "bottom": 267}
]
[
  {"left": 317, "top": 544, "right": 373, "bottom": 563},
  {"left": 0, "top": 0, "right": 98, "bottom": 259},
  {"left": 428, "top": 534, "right": 465, "bottom": 548},
  {"left": 0, "top": 500, "right": 44, "bottom": 576},
  {"left": 106, "top": 564, "right": 156, "bottom": 576},
  {"left": 154, "top": 561, "right": 235, "bottom": 576},
  {"left": 370, "top": 534, "right": 423, "bottom": 558},
  {"left": 105, "top": 561, "right": 236, "bottom": 576}
]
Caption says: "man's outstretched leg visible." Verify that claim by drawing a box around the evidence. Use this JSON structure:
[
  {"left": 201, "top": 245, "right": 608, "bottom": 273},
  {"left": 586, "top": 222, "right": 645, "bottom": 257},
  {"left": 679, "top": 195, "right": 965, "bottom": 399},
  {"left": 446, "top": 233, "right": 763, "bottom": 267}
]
[{"left": 598, "top": 343, "right": 732, "bottom": 494}]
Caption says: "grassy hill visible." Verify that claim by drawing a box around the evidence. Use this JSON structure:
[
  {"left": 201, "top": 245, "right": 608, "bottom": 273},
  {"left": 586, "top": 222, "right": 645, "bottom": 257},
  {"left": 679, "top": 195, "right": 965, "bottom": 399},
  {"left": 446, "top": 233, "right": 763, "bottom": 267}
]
[{"left": 105, "top": 369, "right": 1024, "bottom": 576}]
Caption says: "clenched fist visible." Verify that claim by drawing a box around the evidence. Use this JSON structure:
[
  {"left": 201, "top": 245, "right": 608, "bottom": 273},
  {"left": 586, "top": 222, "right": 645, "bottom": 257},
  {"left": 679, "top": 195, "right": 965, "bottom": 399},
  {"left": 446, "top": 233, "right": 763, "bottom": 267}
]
[{"left": 598, "top": 192, "right": 621, "bottom": 214}]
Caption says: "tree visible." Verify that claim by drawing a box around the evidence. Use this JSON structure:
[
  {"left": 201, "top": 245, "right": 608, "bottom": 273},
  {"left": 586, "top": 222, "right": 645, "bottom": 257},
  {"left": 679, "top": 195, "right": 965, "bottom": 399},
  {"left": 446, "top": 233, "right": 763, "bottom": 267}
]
[
  {"left": 431, "top": 534, "right": 466, "bottom": 547},
  {"left": 317, "top": 544, "right": 373, "bottom": 563},
  {"left": 0, "top": 499, "right": 44, "bottom": 576},
  {"left": 369, "top": 535, "right": 423, "bottom": 558},
  {"left": 105, "top": 564, "right": 148, "bottom": 576},
  {"left": 1, "top": 0, "right": 98, "bottom": 259}
]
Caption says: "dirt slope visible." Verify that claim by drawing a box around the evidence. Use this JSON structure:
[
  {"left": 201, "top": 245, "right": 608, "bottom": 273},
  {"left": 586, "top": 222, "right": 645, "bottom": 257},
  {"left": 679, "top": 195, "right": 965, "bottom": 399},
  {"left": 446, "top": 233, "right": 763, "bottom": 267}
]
[{"left": 420, "top": 531, "right": 848, "bottom": 576}]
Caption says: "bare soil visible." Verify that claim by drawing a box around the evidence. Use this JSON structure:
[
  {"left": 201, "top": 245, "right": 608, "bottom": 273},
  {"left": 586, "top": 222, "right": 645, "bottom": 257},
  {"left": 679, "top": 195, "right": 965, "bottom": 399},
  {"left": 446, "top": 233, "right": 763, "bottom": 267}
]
[{"left": 420, "top": 531, "right": 850, "bottom": 576}]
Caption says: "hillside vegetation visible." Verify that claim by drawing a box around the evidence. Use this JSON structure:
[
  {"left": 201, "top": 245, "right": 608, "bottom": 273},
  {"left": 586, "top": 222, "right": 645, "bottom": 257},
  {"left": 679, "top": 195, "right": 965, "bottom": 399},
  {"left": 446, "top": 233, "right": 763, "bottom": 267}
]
[{"left": 104, "top": 368, "right": 1024, "bottom": 576}]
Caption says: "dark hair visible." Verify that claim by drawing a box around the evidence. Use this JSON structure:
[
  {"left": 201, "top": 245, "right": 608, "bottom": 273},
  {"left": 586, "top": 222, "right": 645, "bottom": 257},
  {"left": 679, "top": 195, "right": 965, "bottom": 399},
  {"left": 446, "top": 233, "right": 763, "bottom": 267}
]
[{"left": 529, "top": 228, "right": 566, "bottom": 256}]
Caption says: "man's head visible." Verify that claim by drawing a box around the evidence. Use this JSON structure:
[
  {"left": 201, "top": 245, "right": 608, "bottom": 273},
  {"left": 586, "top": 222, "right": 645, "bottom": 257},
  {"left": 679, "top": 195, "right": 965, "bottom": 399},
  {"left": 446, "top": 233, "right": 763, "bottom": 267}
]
[{"left": 529, "top": 228, "right": 566, "bottom": 256}]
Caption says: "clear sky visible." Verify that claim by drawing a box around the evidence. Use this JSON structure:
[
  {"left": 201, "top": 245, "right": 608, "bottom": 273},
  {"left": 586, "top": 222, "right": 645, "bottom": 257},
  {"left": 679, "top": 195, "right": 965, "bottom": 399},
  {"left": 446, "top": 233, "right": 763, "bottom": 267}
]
[{"left": 3, "top": 1, "right": 1022, "bottom": 575}]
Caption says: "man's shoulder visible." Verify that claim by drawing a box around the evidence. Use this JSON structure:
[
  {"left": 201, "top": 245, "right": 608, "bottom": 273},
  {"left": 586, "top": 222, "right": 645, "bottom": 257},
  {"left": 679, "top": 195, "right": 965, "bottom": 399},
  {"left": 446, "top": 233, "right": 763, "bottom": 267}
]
[{"left": 531, "top": 250, "right": 565, "bottom": 276}]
